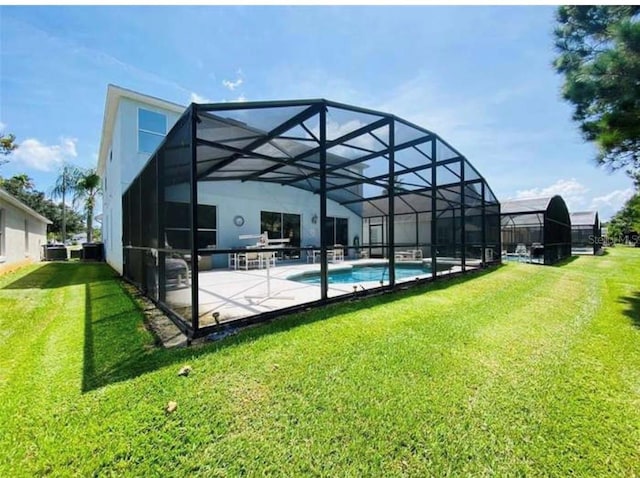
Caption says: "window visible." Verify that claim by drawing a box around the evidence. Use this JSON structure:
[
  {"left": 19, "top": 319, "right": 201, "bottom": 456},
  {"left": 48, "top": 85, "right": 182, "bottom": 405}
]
[
  {"left": 261, "top": 211, "right": 301, "bottom": 259},
  {"left": 324, "top": 216, "right": 348, "bottom": 246},
  {"left": 261, "top": 211, "right": 301, "bottom": 247},
  {"left": 164, "top": 202, "right": 217, "bottom": 250},
  {"left": 138, "top": 108, "right": 167, "bottom": 154}
]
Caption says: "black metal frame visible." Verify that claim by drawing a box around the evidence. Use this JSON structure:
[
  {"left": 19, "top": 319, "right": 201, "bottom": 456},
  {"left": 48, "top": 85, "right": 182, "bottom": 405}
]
[
  {"left": 570, "top": 211, "right": 601, "bottom": 255},
  {"left": 122, "top": 99, "right": 501, "bottom": 339},
  {"left": 500, "top": 195, "right": 572, "bottom": 265}
]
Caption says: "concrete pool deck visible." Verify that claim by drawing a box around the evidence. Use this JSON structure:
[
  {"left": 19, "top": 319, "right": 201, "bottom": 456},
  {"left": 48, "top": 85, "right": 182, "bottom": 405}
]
[{"left": 165, "top": 259, "right": 465, "bottom": 326}]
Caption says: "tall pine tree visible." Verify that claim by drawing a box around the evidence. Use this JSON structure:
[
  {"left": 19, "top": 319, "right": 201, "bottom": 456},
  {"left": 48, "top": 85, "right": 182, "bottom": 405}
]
[{"left": 554, "top": 6, "right": 640, "bottom": 173}]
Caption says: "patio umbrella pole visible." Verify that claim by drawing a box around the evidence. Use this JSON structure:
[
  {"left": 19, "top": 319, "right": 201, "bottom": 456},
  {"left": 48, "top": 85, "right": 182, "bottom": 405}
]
[
  {"left": 245, "top": 254, "right": 294, "bottom": 303},
  {"left": 242, "top": 233, "right": 294, "bottom": 303}
]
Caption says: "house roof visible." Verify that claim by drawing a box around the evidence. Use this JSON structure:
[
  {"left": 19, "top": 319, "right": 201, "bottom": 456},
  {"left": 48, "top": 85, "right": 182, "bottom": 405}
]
[
  {"left": 0, "top": 189, "right": 53, "bottom": 225},
  {"left": 97, "top": 84, "right": 185, "bottom": 177}
]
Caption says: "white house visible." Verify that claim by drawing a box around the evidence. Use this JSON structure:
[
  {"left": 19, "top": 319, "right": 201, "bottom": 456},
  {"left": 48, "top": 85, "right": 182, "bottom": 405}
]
[
  {"left": 0, "top": 188, "right": 52, "bottom": 274},
  {"left": 97, "top": 85, "right": 183, "bottom": 274},
  {"left": 98, "top": 84, "right": 362, "bottom": 274}
]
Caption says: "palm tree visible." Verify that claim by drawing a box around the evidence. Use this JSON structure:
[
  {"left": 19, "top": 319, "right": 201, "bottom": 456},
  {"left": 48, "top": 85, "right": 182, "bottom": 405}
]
[
  {"left": 72, "top": 169, "right": 101, "bottom": 243},
  {"left": 51, "top": 164, "right": 80, "bottom": 243},
  {"left": 10, "top": 173, "right": 33, "bottom": 191}
]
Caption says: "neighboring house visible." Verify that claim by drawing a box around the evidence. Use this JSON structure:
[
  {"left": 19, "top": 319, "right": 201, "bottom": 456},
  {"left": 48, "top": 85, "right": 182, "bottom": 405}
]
[
  {"left": 0, "top": 188, "right": 52, "bottom": 274},
  {"left": 98, "top": 84, "right": 363, "bottom": 273}
]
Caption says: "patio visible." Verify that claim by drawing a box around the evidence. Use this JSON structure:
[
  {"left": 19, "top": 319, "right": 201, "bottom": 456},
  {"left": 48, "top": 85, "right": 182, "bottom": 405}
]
[{"left": 162, "top": 258, "right": 463, "bottom": 327}]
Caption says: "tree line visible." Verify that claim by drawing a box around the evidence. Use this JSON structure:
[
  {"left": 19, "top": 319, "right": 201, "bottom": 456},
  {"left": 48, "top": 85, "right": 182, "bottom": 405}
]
[
  {"left": 554, "top": 6, "right": 640, "bottom": 242},
  {"left": 606, "top": 172, "right": 640, "bottom": 243},
  {"left": 1, "top": 133, "right": 101, "bottom": 243}
]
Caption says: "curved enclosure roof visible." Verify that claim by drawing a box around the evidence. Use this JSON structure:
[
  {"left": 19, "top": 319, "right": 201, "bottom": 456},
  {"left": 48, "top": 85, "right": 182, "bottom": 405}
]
[
  {"left": 501, "top": 196, "right": 555, "bottom": 215},
  {"left": 570, "top": 211, "right": 599, "bottom": 227},
  {"left": 501, "top": 195, "right": 571, "bottom": 225},
  {"left": 161, "top": 99, "right": 499, "bottom": 216}
]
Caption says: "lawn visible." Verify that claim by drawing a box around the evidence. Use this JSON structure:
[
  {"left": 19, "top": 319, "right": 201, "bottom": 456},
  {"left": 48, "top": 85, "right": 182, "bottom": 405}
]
[{"left": 0, "top": 248, "right": 639, "bottom": 476}]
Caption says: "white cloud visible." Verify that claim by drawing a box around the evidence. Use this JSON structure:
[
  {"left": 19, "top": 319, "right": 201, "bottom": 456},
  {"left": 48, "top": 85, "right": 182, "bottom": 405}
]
[
  {"left": 222, "top": 78, "right": 243, "bottom": 91},
  {"left": 0, "top": 122, "right": 6, "bottom": 133},
  {"left": 515, "top": 178, "right": 588, "bottom": 200},
  {"left": 235, "top": 94, "right": 247, "bottom": 102},
  {"left": 12, "top": 137, "right": 77, "bottom": 171},
  {"left": 590, "top": 188, "right": 634, "bottom": 211},
  {"left": 189, "top": 92, "right": 212, "bottom": 104},
  {"left": 514, "top": 178, "right": 589, "bottom": 211}
]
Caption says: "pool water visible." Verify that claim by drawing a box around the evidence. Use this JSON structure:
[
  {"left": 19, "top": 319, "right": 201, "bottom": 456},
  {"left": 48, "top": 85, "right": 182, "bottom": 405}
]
[{"left": 293, "top": 264, "right": 431, "bottom": 284}]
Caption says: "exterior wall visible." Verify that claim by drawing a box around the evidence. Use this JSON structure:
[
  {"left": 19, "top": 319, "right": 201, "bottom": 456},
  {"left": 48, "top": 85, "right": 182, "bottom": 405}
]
[
  {"left": 102, "top": 97, "right": 182, "bottom": 274},
  {"left": 101, "top": 95, "right": 366, "bottom": 273},
  {"left": 166, "top": 180, "right": 363, "bottom": 268},
  {"left": 0, "top": 198, "right": 48, "bottom": 269}
]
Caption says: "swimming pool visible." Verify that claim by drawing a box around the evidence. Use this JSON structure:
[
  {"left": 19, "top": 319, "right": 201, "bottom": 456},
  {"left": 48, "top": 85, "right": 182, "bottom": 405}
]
[{"left": 291, "top": 264, "right": 431, "bottom": 284}]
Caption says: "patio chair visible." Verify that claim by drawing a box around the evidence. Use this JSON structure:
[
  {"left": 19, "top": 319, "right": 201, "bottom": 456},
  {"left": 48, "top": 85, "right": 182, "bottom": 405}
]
[
  {"left": 260, "top": 251, "right": 277, "bottom": 268},
  {"left": 394, "top": 250, "right": 412, "bottom": 261},
  {"left": 163, "top": 235, "right": 192, "bottom": 287},
  {"left": 238, "top": 251, "right": 261, "bottom": 270},
  {"left": 328, "top": 245, "right": 344, "bottom": 263},
  {"left": 165, "top": 257, "right": 190, "bottom": 288},
  {"left": 304, "top": 245, "right": 317, "bottom": 264},
  {"left": 530, "top": 243, "right": 544, "bottom": 261}
]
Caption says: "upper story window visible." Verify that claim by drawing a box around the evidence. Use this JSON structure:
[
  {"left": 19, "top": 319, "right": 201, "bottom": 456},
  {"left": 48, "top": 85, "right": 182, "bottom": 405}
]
[{"left": 138, "top": 108, "right": 167, "bottom": 154}]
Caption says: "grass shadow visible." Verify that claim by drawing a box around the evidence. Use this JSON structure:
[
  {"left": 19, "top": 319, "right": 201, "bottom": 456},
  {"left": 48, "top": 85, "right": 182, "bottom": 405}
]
[
  {"left": 551, "top": 255, "right": 580, "bottom": 267},
  {"left": 619, "top": 291, "right": 640, "bottom": 329},
  {"left": 82, "top": 264, "right": 504, "bottom": 391}
]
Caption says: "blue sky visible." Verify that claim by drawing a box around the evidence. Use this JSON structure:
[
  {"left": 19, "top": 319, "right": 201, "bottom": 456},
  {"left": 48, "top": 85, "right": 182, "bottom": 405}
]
[{"left": 0, "top": 5, "right": 635, "bottom": 219}]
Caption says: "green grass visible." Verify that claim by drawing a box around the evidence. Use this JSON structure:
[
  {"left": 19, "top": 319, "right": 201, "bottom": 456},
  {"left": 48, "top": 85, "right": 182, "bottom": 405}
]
[{"left": 0, "top": 249, "right": 639, "bottom": 477}]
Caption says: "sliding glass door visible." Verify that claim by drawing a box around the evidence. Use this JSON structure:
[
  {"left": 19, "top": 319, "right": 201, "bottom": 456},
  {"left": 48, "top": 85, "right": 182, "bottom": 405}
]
[
  {"left": 260, "top": 211, "right": 301, "bottom": 259},
  {"left": 324, "top": 217, "right": 348, "bottom": 247}
]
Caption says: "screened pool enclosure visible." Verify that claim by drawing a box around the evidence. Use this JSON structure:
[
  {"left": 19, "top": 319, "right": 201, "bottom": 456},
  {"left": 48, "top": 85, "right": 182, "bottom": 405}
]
[
  {"left": 570, "top": 211, "right": 601, "bottom": 255},
  {"left": 122, "top": 99, "right": 501, "bottom": 338},
  {"left": 501, "top": 196, "right": 572, "bottom": 265}
]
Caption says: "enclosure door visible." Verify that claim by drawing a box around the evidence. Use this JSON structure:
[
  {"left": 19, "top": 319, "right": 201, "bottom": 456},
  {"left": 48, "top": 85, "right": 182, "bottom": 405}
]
[{"left": 369, "top": 224, "right": 384, "bottom": 258}]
